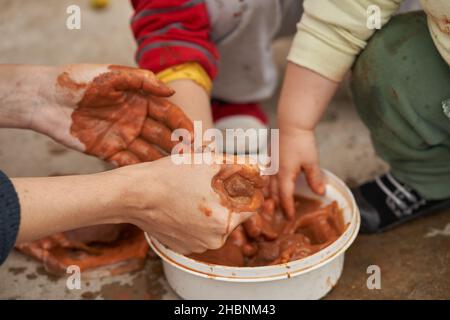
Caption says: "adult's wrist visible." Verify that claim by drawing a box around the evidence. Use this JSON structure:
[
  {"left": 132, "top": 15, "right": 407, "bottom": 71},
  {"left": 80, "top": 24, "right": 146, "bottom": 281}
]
[
  {"left": 104, "top": 164, "right": 161, "bottom": 227},
  {"left": 26, "top": 65, "right": 63, "bottom": 134},
  {"left": 0, "top": 64, "right": 57, "bottom": 130}
]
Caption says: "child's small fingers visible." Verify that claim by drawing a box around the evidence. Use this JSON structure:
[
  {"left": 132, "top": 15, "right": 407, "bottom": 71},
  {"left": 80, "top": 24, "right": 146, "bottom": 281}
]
[
  {"left": 279, "top": 172, "right": 296, "bottom": 219},
  {"left": 269, "top": 176, "right": 280, "bottom": 206},
  {"left": 303, "top": 164, "right": 326, "bottom": 195}
]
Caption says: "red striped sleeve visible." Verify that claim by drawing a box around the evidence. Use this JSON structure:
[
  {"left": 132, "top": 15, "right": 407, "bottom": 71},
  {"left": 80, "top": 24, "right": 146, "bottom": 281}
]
[{"left": 131, "top": 0, "right": 219, "bottom": 79}]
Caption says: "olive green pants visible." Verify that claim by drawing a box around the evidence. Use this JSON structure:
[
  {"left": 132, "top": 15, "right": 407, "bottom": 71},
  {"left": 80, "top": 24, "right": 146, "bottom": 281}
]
[{"left": 351, "top": 12, "right": 450, "bottom": 200}]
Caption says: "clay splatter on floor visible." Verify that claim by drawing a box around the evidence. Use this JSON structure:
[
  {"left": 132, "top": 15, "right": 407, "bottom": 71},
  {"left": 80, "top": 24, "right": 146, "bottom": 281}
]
[
  {"left": 98, "top": 260, "right": 166, "bottom": 300},
  {"left": 8, "top": 267, "right": 27, "bottom": 275},
  {"left": 26, "top": 273, "right": 38, "bottom": 280},
  {"left": 78, "top": 258, "right": 167, "bottom": 300},
  {"left": 35, "top": 266, "right": 60, "bottom": 282},
  {"left": 81, "top": 291, "right": 100, "bottom": 300}
]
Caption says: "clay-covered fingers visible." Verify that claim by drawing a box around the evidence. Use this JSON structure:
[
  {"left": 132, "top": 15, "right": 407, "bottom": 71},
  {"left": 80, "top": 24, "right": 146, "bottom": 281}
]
[
  {"left": 228, "top": 226, "right": 257, "bottom": 257},
  {"left": 147, "top": 96, "right": 194, "bottom": 136},
  {"left": 128, "top": 138, "right": 165, "bottom": 162},
  {"left": 303, "top": 164, "right": 326, "bottom": 195},
  {"left": 138, "top": 70, "right": 174, "bottom": 97},
  {"left": 107, "top": 151, "right": 141, "bottom": 167},
  {"left": 107, "top": 141, "right": 165, "bottom": 167},
  {"left": 140, "top": 118, "right": 178, "bottom": 153},
  {"left": 279, "top": 167, "right": 297, "bottom": 220},
  {"left": 243, "top": 214, "right": 263, "bottom": 238},
  {"left": 266, "top": 175, "right": 280, "bottom": 207},
  {"left": 108, "top": 65, "right": 174, "bottom": 97},
  {"left": 279, "top": 163, "right": 325, "bottom": 220}
]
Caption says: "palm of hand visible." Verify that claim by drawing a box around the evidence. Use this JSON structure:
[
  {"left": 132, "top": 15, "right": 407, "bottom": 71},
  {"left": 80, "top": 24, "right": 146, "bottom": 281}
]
[{"left": 58, "top": 65, "right": 193, "bottom": 166}]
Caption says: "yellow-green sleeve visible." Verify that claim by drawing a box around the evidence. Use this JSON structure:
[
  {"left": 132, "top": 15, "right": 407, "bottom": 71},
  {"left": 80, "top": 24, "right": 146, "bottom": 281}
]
[{"left": 288, "top": 0, "right": 403, "bottom": 82}]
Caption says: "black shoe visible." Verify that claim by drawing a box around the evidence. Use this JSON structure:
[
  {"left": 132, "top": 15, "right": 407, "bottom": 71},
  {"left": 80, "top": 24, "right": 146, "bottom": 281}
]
[{"left": 351, "top": 172, "right": 450, "bottom": 234}]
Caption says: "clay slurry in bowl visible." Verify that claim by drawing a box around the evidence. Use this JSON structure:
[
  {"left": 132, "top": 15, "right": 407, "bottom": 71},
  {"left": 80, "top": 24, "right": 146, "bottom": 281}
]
[{"left": 189, "top": 195, "right": 348, "bottom": 267}]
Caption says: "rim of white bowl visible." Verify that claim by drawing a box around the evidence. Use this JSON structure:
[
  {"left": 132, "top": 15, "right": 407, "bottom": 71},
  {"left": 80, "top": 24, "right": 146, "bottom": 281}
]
[{"left": 146, "top": 169, "right": 360, "bottom": 283}]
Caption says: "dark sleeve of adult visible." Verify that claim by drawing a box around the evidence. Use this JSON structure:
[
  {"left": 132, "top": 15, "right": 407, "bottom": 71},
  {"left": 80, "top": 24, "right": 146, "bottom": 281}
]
[{"left": 0, "top": 170, "right": 20, "bottom": 264}]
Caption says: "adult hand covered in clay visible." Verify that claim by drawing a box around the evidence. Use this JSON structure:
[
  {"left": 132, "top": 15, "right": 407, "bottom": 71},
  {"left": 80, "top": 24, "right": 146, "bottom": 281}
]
[
  {"left": 8, "top": 63, "right": 195, "bottom": 273},
  {"left": 33, "top": 64, "right": 193, "bottom": 166},
  {"left": 123, "top": 154, "right": 268, "bottom": 254}
]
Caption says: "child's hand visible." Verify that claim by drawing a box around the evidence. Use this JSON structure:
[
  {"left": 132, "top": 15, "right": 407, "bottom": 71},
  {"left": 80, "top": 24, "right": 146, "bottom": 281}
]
[
  {"left": 277, "top": 63, "right": 340, "bottom": 218},
  {"left": 279, "top": 125, "right": 324, "bottom": 219}
]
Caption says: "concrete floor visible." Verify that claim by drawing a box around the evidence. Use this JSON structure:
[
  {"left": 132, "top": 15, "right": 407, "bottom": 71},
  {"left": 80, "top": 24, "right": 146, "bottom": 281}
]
[{"left": 0, "top": 0, "right": 449, "bottom": 300}]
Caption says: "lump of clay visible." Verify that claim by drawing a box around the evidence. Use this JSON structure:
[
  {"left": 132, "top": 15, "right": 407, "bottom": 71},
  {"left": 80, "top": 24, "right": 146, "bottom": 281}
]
[
  {"left": 212, "top": 164, "right": 268, "bottom": 213},
  {"left": 16, "top": 225, "right": 149, "bottom": 276},
  {"left": 223, "top": 174, "right": 255, "bottom": 198}
]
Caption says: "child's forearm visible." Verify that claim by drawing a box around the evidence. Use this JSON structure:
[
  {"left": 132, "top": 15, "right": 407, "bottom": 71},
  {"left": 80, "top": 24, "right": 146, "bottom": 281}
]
[
  {"left": 166, "top": 79, "right": 214, "bottom": 131},
  {"left": 278, "top": 63, "right": 339, "bottom": 131}
]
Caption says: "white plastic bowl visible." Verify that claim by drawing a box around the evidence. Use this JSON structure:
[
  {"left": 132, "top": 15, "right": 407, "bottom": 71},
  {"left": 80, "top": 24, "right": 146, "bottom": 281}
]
[{"left": 146, "top": 170, "right": 360, "bottom": 300}]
